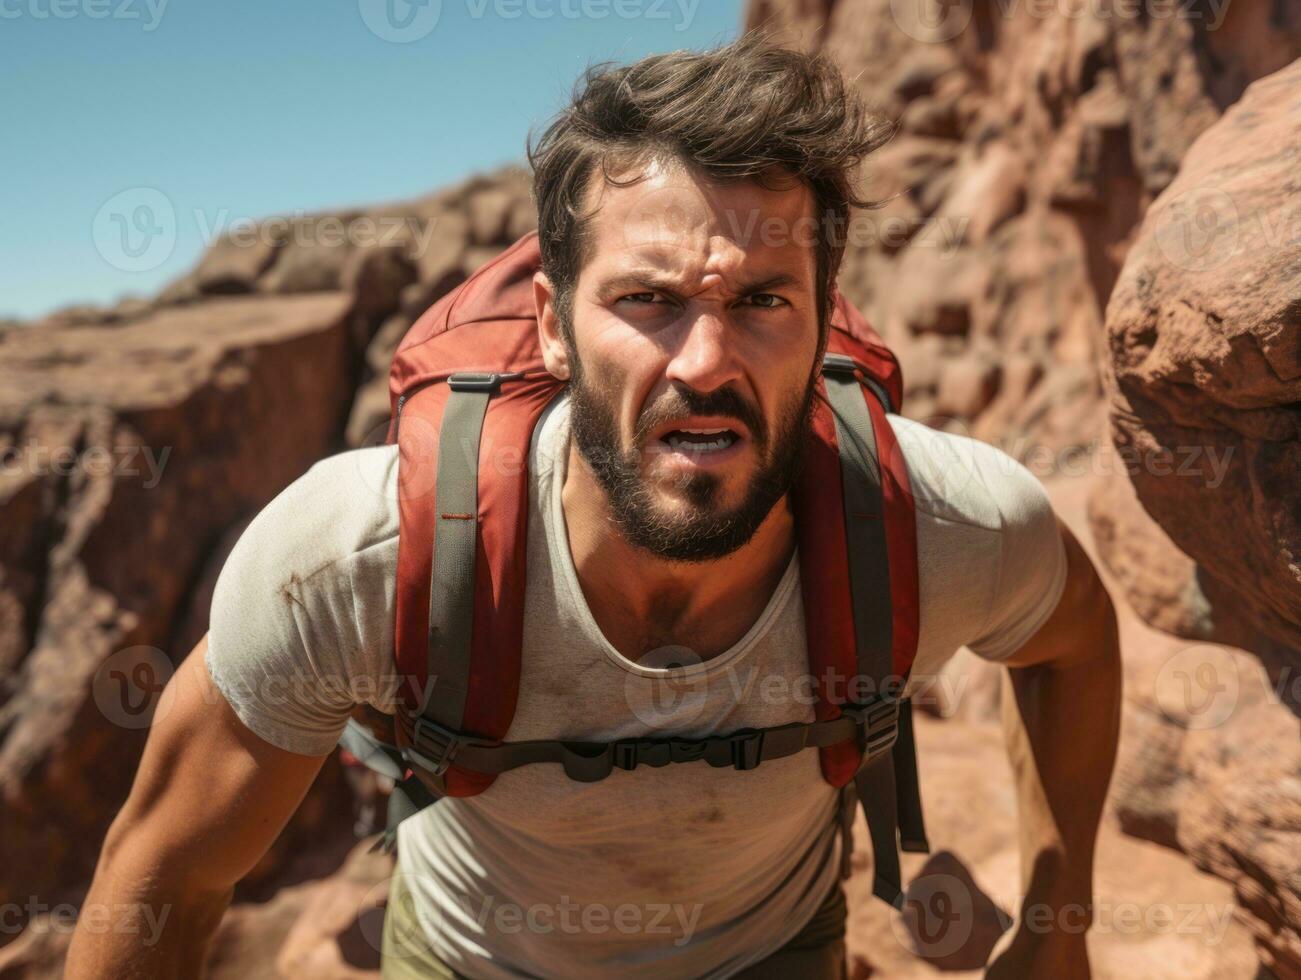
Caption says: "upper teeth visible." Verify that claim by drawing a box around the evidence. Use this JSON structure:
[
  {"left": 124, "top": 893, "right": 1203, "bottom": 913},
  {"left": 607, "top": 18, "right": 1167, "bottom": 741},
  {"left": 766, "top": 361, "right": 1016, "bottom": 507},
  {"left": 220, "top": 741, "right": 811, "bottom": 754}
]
[{"left": 666, "top": 429, "right": 735, "bottom": 453}]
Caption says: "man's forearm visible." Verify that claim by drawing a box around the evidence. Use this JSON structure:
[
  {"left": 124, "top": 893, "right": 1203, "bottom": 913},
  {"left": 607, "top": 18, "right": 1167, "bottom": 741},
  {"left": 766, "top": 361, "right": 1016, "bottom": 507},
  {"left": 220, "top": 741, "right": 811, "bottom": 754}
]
[
  {"left": 65, "top": 846, "right": 232, "bottom": 979},
  {"left": 999, "top": 584, "right": 1122, "bottom": 974}
]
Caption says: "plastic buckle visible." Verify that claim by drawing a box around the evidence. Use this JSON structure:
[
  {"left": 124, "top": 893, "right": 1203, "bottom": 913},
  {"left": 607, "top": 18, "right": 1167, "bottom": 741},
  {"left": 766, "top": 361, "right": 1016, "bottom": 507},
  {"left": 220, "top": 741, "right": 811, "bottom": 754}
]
[
  {"left": 844, "top": 697, "right": 900, "bottom": 759},
  {"left": 447, "top": 371, "right": 524, "bottom": 393},
  {"left": 405, "top": 717, "right": 467, "bottom": 777},
  {"left": 821, "top": 353, "right": 894, "bottom": 411},
  {"left": 821, "top": 353, "right": 859, "bottom": 377},
  {"left": 612, "top": 732, "right": 763, "bottom": 772},
  {"left": 612, "top": 738, "right": 675, "bottom": 771},
  {"left": 669, "top": 738, "right": 707, "bottom": 764},
  {"left": 612, "top": 740, "right": 639, "bottom": 771},
  {"left": 728, "top": 730, "right": 764, "bottom": 771}
]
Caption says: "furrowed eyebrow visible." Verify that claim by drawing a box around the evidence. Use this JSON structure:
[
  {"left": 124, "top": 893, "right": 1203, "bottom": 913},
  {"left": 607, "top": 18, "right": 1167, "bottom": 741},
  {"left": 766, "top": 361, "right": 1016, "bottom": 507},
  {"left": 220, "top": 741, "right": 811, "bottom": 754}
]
[
  {"left": 738, "top": 273, "right": 799, "bottom": 294},
  {"left": 598, "top": 270, "right": 800, "bottom": 298},
  {"left": 598, "top": 272, "right": 684, "bottom": 298}
]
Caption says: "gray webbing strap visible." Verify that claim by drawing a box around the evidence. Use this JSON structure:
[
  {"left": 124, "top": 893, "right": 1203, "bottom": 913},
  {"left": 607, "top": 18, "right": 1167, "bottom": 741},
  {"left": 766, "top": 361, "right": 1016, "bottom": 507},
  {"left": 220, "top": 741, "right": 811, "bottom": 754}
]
[
  {"left": 340, "top": 718, "right": 406, "bottom": 782},
  {"left": 341, "top": 719, "right": 440, "bottom": 855},
  {"left": 822, "top": 353, "right": 905, "bottom": 909},
  {"left": 822, "top": 355, "right": 893, "bottom": 681},
  {"left": 895, "top": 697, "right": 930, "bottom": 854},
  {"left": 401, "top": 696, "right": 898, "bottom": 783},
  {"left": 424, "top": 379, "right": 492, "bottom": 731}
]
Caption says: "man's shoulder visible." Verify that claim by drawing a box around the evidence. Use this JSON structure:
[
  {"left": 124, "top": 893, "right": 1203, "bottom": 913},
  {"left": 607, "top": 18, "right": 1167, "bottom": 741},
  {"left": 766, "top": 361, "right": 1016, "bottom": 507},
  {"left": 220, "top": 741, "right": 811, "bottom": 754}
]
[
  {"left": 230, "top": 444, "right": 400, "bottom": 595},
  {"left": 207, "top": 444, "right": 402, "bottom": 753},
  {"left": 884, "top": 415, "right": 1067, "bottom": 664},
  {"left": 885, "top": 413, "right": 1048, "bottom": 535}
]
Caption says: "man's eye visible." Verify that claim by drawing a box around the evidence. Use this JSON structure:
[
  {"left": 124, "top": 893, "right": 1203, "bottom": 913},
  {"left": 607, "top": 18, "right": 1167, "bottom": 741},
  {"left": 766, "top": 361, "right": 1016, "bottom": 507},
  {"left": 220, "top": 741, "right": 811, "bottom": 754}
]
[
  {"left": 745, "top": 293, "right": 786, "bottom": 309},
  {"left": 620, "top": 292, "right": 661, "bottom": 304}
]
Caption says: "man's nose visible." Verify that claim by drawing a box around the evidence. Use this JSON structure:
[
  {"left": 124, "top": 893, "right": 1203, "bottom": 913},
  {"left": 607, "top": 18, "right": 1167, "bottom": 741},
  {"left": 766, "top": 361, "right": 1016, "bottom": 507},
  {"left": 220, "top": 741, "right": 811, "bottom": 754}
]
[{"left": 664, "top": 310, "right": 742, "bottom": 395}]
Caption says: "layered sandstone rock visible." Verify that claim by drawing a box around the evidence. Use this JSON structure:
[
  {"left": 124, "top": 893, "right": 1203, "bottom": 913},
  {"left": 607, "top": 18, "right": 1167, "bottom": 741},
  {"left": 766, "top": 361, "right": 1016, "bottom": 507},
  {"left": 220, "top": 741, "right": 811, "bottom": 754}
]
[
  {"left": 749, "top": 0, "right": 1301, "bottom": 457},
  {"left": 1090, "top": 58, "right": 1301, "bottom": 979},
  {"left": 1098, "top": 60, "right": 1301, "bottom": 661},
  {"left": 0, "top": 168, "right": 536, "bottom": 938}
]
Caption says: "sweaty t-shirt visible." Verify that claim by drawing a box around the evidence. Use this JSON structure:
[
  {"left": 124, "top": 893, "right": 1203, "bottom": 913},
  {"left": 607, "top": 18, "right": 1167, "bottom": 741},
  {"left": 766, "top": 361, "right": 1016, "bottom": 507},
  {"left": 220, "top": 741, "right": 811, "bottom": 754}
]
[{"left": 205, "top": 395, "right": 1067, "bottom": 979}]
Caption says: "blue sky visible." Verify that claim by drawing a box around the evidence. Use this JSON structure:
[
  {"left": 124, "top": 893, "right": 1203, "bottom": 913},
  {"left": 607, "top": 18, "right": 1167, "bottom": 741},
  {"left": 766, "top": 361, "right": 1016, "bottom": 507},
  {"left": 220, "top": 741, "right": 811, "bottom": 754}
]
[{"left": 1, "top": 0, "right": 742, "bottom": 319}]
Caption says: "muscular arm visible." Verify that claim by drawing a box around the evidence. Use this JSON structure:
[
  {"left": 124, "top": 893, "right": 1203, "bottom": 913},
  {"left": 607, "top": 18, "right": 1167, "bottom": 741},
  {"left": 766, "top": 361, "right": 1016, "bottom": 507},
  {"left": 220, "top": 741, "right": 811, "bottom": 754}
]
[
  {"left": 987, "top": 516, "right": 1122, "bottom": 979},
  {"left": 66, "top": 635, "right": 329, "bottom": 979}
]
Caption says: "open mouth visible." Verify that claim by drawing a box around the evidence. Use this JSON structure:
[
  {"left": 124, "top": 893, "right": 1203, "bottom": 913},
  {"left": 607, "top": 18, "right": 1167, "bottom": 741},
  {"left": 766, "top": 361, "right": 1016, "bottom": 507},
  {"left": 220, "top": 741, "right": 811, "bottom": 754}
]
[{"left": 660, "top": 427, "right": 740, "bottom": 453}]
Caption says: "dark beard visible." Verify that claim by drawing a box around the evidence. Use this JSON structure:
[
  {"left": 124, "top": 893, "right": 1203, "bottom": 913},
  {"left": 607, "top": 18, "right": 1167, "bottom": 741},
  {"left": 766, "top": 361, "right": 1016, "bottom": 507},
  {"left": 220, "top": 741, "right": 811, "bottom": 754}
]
[{"left": 566, "top": 349, "right": 815, "bottom": 563}]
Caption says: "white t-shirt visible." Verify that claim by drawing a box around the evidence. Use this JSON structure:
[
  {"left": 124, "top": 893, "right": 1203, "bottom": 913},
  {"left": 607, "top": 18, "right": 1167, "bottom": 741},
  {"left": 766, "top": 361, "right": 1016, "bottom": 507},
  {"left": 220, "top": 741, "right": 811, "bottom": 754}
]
[{"left": 205, "top": 396, "right": 1067, "bottom": 979}]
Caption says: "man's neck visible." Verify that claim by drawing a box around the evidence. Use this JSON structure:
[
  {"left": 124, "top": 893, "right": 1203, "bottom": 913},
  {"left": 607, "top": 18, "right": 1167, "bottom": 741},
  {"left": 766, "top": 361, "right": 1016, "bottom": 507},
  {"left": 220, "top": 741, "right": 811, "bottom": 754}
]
[{"left": 561, "top": 441, "right": 796, "bottom": 664}]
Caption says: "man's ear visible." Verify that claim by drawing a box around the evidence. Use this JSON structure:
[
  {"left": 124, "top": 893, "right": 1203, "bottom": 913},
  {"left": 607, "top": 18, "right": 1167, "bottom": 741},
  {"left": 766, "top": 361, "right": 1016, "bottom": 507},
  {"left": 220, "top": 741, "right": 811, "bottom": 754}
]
[{"left": 534, "top": 271, "right": 571, "bottom": 381}]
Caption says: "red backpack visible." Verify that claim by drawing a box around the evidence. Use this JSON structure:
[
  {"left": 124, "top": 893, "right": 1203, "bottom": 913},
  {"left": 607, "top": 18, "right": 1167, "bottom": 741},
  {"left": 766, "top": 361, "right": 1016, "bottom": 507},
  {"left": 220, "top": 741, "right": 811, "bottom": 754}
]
[{"left": 340, "top": 231, "right": 929, "bottom": 908}]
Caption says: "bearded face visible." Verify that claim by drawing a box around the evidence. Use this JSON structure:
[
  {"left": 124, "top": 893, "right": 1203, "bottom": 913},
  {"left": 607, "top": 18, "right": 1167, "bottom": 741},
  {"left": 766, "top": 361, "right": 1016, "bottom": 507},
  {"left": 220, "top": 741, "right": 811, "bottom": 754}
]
[
  {"left": 564, "top": 309, "right": 817, "bottom": 562},
  {"left": 536, "top": 159, "right": 826, "bottom": 563}
]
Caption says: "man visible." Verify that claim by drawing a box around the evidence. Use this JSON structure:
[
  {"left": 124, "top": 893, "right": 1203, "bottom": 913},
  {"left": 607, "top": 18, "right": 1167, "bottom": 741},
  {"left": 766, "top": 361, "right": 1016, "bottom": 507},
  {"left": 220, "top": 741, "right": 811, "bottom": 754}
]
[{"left": 68, "top": 34, "right": 1120, "bottom": 980}]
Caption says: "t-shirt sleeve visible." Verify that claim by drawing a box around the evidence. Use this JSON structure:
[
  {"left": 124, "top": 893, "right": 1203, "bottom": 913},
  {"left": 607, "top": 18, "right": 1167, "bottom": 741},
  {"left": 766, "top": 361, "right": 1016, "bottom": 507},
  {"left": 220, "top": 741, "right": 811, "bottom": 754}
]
[
  {"left": 205, "top": 446, "right": 399, "bottom": 756},
  {"left": 965, "top": 453, "right": 1069, "bottom": 662}
]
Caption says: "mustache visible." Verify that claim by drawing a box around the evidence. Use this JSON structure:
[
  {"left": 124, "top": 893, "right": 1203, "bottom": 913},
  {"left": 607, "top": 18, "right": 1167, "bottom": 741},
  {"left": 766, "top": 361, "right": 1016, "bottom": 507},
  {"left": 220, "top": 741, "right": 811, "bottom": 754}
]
[{"left": 633, "top": 385, "right": 767, "bottom": 446}]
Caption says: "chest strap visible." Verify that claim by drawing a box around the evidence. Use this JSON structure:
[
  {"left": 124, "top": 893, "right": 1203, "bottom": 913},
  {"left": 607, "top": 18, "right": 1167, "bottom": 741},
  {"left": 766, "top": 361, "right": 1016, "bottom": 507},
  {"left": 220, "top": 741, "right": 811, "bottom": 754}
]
[{"left": 398, "top": 692, "right": 901, "bottom": 783}]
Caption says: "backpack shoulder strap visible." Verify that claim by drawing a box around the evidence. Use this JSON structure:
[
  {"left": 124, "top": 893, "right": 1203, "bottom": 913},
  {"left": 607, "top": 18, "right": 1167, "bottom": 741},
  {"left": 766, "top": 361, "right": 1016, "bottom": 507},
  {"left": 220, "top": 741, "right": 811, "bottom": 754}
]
[
  {"left": 820, "top": 352, "right": 929, "bottom": 910},
  {"left": 392, "top": 368, "right": 562, "bottom": 797}
]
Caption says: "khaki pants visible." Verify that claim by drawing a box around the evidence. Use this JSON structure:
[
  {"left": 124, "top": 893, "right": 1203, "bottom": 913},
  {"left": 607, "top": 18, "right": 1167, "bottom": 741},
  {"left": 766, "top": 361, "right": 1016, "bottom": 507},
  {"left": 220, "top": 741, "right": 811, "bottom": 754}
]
[{"left": 381, "top": 875, "right": 847, "bottom": 979}]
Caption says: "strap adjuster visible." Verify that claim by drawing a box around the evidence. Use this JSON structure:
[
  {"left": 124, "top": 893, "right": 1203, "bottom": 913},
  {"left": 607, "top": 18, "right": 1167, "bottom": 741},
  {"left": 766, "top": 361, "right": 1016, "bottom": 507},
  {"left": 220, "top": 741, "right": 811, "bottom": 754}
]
[
  {"left": 405, "top": 717, "right": 480, "bottom": 776},
  {"left": 822, "top": 353, "right": 859, "bottom": 377},
  {"left": 447, "top": 371, "right": 524, "bottom": 393},
  {"left": 843, "top": 697, "right": 900, "bottom": 759}
]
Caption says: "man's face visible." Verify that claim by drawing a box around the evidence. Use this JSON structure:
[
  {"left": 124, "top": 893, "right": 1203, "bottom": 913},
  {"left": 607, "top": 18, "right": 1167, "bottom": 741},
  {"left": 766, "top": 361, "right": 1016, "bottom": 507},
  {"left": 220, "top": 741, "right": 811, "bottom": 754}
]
[{"left": 540, "top": 159, "right": 824, "bottom": 562}]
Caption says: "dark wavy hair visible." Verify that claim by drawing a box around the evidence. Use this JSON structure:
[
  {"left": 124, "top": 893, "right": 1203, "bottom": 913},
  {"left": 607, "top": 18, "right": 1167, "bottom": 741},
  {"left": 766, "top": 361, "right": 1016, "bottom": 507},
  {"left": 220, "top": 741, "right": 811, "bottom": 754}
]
[{"left": 527, "top": 31, "right": 893, "bottom": 335}]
